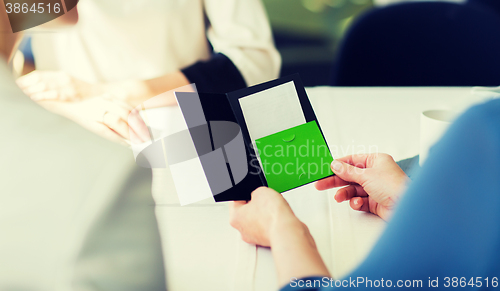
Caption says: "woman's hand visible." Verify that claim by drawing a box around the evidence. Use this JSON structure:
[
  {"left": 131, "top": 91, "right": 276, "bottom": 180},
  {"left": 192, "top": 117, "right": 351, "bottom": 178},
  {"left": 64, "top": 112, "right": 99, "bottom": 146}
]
[
  {"left": 17, "top": 70, "right": 96, "bottom": 102},
  {"left": 17, "top": 70, "right": 190, "bottom": 107},
  {"left": 38, "top": 95, "right": 150, "bottom": 145},
  {"left": 229, "top": 187, "right": 330, "bottom": 285},
  {"left": 316, "top": 153, "right": 410, "bottom": 221},
  {"left": 229, "top": 187, "right": 302, "bottom": 247}
]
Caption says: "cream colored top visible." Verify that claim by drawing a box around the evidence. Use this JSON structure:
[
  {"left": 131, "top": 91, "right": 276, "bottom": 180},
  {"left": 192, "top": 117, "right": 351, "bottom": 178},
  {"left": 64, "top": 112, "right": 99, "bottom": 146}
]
[{"left": 31, "top": 0, "right": 281, "bottom": 86}]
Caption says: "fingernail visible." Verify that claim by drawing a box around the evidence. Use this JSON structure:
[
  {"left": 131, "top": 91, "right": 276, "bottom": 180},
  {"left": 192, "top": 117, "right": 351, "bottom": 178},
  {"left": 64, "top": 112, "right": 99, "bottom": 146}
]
[
  {"left": 354, "top": 199, "right": 359, "bottom": 205},
  {"left": 331, "top": 160, "right": 342, "bottom": 172}
]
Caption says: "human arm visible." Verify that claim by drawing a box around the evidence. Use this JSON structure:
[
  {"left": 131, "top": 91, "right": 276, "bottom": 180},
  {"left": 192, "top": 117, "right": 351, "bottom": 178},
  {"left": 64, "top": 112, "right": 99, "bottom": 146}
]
[
  {"left": 229, "top": 187, "right": 330, "bottom": 287},
  {"left": 316, "top": 153, "right": 410, "bottom": 221},
  {"left": 203, "top": 0, "right": 281, "bottom": 87},
  {"left": 16, "top": 69, "right": 190, "bottom": 107},
  {"left": 16, "top": 53, "right": 248, "bottom": 107},
  {"left": 231, "top": 142, "right": 500, "bottom": 291},
  {"left": 229, "top": 153, "right": 410, "bottom": 285},
  {"left": 37, "top": 95, "right": 150, "bottom": 145},
  {"left": 110, "top": 52, "right": 252, "bottom": 106},
  {"left": 17, "top": 0, "right": 280, "bottom": 105},
  {"left": 281, "top": 100, "right": 500, "bottom": 290},
  {"left": 229, "top": 153, "right": 409, "bottom": 286}
]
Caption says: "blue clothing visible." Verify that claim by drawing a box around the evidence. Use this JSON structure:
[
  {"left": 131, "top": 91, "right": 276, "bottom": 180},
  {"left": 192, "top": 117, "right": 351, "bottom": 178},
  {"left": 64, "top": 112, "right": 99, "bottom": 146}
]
[{"left": 281, "top": 99, "right": 500, "bottom": 290}]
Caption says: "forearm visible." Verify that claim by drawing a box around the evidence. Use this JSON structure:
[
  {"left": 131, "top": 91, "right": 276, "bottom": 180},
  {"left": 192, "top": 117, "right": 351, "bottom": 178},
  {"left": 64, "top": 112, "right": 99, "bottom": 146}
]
[
  {"left": 270, "top": 216, "right": 330, "bottom": 287},
  {"left": 104, "top": 71, "right": 190, "bottom": 107}
]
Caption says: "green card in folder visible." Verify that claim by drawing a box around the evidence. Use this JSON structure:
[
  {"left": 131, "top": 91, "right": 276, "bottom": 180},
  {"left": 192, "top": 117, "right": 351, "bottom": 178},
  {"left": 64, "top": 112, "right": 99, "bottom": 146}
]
[{"left": 255, "top": 121, "right": 333, "bottom": 193}]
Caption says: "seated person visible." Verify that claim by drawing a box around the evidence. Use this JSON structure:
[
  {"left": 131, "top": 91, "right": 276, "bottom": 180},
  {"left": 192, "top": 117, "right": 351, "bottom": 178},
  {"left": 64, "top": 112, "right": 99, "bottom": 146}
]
[
  {"left": 16, "top": 0, "right": 281, "bottom": 144},
  {"left": 0, "top": 3, "right": 163, "bottom": 290},
  {"left": 229, "top": 98, "right": 500, "bottom": 290}
]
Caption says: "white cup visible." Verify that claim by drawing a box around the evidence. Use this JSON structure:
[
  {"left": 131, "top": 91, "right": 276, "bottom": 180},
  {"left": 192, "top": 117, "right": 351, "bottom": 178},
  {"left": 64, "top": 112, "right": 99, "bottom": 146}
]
[{"left": 419, "top": 110, "right": 456, "bottom": 166}]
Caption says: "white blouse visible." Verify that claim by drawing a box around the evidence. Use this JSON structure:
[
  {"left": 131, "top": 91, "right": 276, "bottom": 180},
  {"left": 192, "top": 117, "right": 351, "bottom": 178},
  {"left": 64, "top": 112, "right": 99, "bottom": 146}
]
[{"left": 31, "top": 0, "right": 281, "bottom": 87}]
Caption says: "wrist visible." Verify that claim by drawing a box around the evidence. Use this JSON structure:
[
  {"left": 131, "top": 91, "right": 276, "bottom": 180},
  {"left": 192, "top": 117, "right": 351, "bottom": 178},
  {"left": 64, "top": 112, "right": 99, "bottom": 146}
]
[{"left": 269, "top": 210, "right": 313, "bottom": 248}]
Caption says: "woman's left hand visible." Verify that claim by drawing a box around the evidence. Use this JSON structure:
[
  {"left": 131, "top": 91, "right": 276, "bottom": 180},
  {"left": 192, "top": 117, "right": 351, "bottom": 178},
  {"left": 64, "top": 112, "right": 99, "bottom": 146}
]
[
  {"left": 17, "top": 70, "right": 97, "bottom": 102},
  {"left": 230, "top": 187, "right": 330, "bottom": 285},
  {"left": 229, "top": 187, "right": 300, "bottom": 247}
]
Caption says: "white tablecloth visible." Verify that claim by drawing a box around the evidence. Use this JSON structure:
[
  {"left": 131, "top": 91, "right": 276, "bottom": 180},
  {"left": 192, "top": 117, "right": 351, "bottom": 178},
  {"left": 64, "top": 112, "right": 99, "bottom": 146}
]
[{"left": 152, "top": 87, "right": 478, "bottom": 291}]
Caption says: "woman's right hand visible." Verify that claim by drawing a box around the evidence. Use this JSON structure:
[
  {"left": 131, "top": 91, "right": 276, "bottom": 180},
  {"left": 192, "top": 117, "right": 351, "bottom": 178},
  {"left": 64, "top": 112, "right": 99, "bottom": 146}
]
[
  {"left": 316, "top": 153, "right": 410, "bottom": 221},
  {"left": 37, "top": 95, "right": 151, "bottom": 146}
]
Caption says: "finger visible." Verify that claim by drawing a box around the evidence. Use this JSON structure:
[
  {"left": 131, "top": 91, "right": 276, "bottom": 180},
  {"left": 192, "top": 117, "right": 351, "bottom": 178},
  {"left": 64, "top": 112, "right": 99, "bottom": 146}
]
[
  {"left": 103, "top": 99, "right": 148, "bottom": 143},
  {"left": 23, "top": 82, "right": 48, "bottom": 95},
  {"left": 34, "top": 71, "right": 65, "bottom": 83},
  {"left": 336, "top": 154, "right": 371, "bottom": 168},
  {"left": 58, "top": 86, "right": 80, "bottom": 101},
  {"left": 107, "top": 102, "right": 133, "bottom": 121},
  {"left": 228, "top": 201, "right": 247, "bottom": 219},
  {"left": 103, "top": 112, "right": 130, "bottom": 140},
  {"left": 330, "top": 160, "right": 367, "bottom": 185},
  {"left": 50, "top": 72, "right": 72, "bottom": 87},
  {"left": 128, "top": 128, "right": 143, "bottom": 145},
  {"left": 315, "top": 175, "right": 350, "bottom": 190},
  {"left": 232, "top": 200, "right": 248, "bottom": 207},
  {"left": 128, "top": 108, "right": 151, "bottom": 143},
  {"left": 30, "top": 90, "right": 60, "bottom": 101},
  {"left": 16, "top": 71, "right": 41, "bottom": 88},
  {"left": 228, "top": 201, "right": 247, "bottom": 228},
  {"left": 90, "top": 122, "right": 128, "bottom": 146},
  {"left": 334, "top": 185, "right": 367, "bottom": 202},
  {"left": 102, "top": 101, "right": 134, "bottom": 133},
  {"left": 350, "top": 197, "right": 370, "bottom": 213},
  {"left": 39, "top": 74, "right": 70, "bottom": 90},
  {"left": 109, "top": 98, "right": 134, "bottom": 112},
  {"left": 252, "top": 186, "right": 280, "bottom": 197},
  {"left": 122, "top": 110, "right": 150, "bottom": 144}
]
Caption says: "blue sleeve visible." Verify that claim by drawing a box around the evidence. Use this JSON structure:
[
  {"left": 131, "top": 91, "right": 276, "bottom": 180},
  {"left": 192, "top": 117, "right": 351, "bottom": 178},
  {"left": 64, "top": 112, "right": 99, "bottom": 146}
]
[
  {"left": 280, "top": 99, "right": 500, "bottom": 291},
  {"left": 181, "top": 53, "right": 247, "bottom": 93}
]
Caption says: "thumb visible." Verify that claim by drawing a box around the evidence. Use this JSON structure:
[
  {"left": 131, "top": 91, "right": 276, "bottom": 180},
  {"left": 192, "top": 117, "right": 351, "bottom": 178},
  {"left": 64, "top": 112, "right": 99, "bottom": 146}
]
[
  {"left": 228, "top": 200, "right": 247, "bottom": 216},
  {"left": 230, "top": 200, "right": 248, "bottom": 209},
  {"left": 330, "top": 160, "right": 367, "bottom": 185}
]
